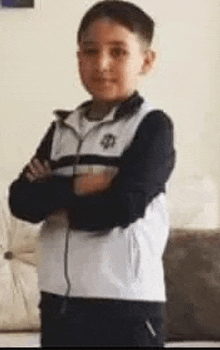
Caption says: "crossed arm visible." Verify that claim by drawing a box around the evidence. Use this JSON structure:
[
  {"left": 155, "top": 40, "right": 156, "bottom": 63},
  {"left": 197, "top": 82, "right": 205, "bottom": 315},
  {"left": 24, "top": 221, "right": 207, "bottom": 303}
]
[
  {"left": 25, "top": 158, "right": 113, "bottom": 195},
  {"left": 9, "top": 111, "right": 175, "bottom": 230}
]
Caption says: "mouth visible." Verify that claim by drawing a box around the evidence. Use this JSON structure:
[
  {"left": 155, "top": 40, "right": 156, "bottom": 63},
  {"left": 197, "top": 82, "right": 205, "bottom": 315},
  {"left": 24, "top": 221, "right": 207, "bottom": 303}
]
[{"left": 92, "top": 77, "right": 116, "bottom": 83}]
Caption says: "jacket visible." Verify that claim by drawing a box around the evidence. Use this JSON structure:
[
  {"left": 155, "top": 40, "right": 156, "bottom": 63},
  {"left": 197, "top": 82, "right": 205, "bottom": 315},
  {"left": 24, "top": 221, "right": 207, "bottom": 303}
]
[{"left": 9, "top": 92, "right": 175, "bottom": 302}]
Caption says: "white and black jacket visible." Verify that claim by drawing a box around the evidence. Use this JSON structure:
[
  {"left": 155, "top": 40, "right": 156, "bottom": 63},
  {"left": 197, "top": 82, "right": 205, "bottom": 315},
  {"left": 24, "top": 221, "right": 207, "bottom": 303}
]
[{"left": 9, "top": 92, "right": 175, "bottom": 304}]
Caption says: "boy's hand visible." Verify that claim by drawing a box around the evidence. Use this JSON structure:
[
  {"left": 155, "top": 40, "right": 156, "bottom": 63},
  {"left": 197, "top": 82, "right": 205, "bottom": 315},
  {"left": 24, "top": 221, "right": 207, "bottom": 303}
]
[
  {"left": 74, "top": 171, "right": 114, "bottom": 196},
  {"left": 25, "top": 158, "right": 52, "bottom": 182}
]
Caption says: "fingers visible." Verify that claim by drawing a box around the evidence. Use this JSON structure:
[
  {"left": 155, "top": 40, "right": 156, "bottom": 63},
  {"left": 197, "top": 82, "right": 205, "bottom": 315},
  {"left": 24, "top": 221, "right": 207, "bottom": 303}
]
[
  {"left": 26, "top": 171, "right": 36, "bottom": 182},
  {"left": 43, "top": 160, "right": 51, "bottom": 172},
  {"left": 29, "top": 158, "right": 46, "bottom": 177},
  {"left": 25, "top": 158, "right": 52, "bottom": 182}
]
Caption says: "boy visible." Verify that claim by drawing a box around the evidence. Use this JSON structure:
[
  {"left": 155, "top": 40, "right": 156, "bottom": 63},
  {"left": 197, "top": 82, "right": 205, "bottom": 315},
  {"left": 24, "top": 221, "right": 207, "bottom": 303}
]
[{"left": 9, "top": 0, "right": 175, "bottom": 347}]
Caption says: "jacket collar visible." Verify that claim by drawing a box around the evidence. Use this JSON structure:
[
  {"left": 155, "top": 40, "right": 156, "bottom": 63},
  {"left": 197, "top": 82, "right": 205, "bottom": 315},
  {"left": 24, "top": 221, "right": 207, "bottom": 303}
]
[
  {"left": 53, "top": 91, "right": 145, "bottom": 129},
  {"left": 115, "top": 91, "right": 144, "bottom": 119}
]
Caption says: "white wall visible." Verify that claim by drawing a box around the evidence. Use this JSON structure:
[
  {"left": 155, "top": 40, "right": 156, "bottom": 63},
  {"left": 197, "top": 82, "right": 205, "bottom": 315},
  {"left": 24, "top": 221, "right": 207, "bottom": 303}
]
[{"left": 0, "top": 0, "right": 220, "bottom": 227}]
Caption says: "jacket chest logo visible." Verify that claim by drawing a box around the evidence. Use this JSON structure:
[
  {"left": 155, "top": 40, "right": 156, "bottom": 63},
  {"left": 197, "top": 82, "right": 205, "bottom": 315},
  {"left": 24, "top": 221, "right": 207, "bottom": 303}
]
[{"left": 100, "top": 134, "right": 116, "bottom": 150}]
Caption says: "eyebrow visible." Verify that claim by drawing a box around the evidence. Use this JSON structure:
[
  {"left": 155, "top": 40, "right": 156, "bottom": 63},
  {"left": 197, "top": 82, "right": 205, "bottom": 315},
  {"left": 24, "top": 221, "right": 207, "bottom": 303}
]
[{"left": 81, "top": 40, "right": 127, "bottom": 47}]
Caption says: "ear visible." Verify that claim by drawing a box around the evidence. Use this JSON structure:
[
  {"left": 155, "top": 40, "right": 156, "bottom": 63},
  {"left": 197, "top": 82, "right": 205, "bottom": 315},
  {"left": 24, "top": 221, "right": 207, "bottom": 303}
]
[
  {"left": 141, "top": 49, "right": 157, "bottom": 75},
  {"left": 77, "top": 50, "right": 81, "bottom": 61}
]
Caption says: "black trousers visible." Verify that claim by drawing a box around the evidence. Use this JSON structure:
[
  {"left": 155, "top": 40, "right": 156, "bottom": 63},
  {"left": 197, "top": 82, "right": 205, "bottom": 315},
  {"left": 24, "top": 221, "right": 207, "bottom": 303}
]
[{"left": 39, "top": 292, "right": 166, "bottom": 348}]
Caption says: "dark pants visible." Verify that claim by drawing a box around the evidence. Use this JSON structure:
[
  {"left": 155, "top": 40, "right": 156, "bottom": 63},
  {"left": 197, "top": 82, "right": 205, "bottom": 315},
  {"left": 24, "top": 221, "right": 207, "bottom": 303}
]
[{"left": 39, "top": 292, "right": 166, "bottom": 348}]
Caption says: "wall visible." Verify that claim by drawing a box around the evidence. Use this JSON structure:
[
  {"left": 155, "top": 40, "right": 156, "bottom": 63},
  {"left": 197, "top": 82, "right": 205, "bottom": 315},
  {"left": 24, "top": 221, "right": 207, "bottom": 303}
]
[{"left": 0, "top": 0, "right": 220, "bottom": 228}]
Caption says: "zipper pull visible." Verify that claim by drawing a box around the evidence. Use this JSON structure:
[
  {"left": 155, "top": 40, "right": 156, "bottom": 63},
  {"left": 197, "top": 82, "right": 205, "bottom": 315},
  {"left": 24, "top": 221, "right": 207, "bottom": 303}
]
[
  {"left": 60, "top": 297, "right": 68, "bottom": 315},
  {"left": 145, "top": 320, "right": 157, "bottom": 338}
]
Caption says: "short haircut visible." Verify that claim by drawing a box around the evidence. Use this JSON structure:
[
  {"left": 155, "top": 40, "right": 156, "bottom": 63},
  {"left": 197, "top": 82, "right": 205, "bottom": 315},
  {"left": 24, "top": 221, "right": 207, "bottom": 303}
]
[{"left": 77, "top": 0, "right": 155, "bottom": 46}]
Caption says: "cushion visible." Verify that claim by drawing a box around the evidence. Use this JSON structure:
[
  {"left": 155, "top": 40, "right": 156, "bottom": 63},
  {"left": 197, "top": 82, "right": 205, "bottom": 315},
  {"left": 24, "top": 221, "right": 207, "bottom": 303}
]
[
  {"left": 0, "top": 182, "right": 41, "bottom": 331},
  {"left": 164, "top": 230, "right": 220, "bottom": 341}
]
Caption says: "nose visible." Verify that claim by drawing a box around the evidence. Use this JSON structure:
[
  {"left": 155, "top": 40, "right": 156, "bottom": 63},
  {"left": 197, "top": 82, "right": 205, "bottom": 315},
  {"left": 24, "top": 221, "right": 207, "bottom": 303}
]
[{"left": 96, "top": 50, "right": 111, "bottom": 72}]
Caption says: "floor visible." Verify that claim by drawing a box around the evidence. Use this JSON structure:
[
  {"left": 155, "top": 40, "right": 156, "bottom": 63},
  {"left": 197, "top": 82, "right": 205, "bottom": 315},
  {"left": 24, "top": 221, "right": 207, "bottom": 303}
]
[{"left": 1, "top": 333, "right": 220, "bottom": 348}]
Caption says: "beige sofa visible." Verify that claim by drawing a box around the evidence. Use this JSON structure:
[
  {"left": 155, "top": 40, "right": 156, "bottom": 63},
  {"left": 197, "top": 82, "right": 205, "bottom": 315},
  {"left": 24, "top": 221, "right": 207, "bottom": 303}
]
[{"left": 0, "top": 182, "right": 40, "bottom": 331}]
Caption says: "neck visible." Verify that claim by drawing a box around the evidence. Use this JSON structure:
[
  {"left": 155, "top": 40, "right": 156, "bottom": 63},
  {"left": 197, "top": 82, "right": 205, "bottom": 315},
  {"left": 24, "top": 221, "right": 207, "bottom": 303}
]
[
  {"left": 88, "top": 92, "right": 137, "bottom": 121},
  {"left": 86, "top": 100, "right": 118, "bottom": 121}
]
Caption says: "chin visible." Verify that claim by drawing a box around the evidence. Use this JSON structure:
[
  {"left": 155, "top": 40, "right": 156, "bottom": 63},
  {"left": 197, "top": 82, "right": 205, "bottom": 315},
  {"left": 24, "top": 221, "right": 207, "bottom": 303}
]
[
  {"left": 91, "top": 92, "right": 119, "bottom": 102},
  {"left": 85, "top": 84, "right": 132, "bottom": 103},
  {"left": 91, "top": 90, "right": 129, "bottom": 103}
]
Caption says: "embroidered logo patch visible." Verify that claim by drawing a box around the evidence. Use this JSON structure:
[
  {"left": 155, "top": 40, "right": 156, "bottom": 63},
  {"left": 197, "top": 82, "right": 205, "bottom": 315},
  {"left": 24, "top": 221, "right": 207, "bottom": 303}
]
[{"left": 100, "top": 134, "right": 116, "bottom": 149}]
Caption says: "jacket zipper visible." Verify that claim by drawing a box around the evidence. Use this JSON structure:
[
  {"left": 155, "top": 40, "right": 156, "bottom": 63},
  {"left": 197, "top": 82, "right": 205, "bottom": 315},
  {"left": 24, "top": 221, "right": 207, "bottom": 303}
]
[
  {"left": 61, "top": 118, "right": 114, "bottom": 311},
  {"left": 72, "top": 118, "right": 114, "bottom": 174},
  {"left": 73, "top": 137, "right": 83, "bottom": 173}
]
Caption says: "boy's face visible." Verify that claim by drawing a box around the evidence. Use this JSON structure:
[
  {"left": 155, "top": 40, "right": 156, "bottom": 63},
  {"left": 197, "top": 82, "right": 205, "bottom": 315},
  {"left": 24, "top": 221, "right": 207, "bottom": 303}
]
[{"left": 77, "top": 18, "right": 155, "bottom": 104}]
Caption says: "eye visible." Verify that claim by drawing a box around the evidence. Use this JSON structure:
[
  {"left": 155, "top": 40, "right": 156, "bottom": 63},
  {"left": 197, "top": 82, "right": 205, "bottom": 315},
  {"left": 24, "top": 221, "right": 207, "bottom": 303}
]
[
  {"left": 111, "top": 47, "right": 128, "bottom": 59},
  {"left": 82, "top": 48, "right": 98, "bottom": 56}
]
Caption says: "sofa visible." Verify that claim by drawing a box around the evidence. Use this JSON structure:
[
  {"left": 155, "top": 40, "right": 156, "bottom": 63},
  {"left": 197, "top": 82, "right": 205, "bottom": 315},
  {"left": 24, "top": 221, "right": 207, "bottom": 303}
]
[
  {"left": 1, "top": 175, "right": 220, "bottom": 341},
  {"left": 0, "top": 181, "right": 41, "bottom": 331}
]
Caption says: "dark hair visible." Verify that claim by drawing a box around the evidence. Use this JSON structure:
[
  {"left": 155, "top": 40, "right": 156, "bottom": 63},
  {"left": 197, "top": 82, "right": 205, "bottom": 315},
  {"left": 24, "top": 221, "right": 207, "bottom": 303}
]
[{"left": 77, "top": 0, "right": 155, "bottom": 46}]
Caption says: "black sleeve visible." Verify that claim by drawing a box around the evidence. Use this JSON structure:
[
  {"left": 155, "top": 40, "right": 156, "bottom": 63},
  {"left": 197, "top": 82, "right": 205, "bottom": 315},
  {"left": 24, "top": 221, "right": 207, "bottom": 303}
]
[
  {"left": 9, "top": 111, "right": 175, "bottom": 228},
  {"left": 9, "top": 176, "right": 70, "bottom": 223},
  {"left": 69, "top": 110, "right": 175, "bottom": 230},
  {"left": 17, "top": 122, "right": 56, "bottom": 181},
  {"left": 9, "top": 122, "right": 56, "bottom": 223}
]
